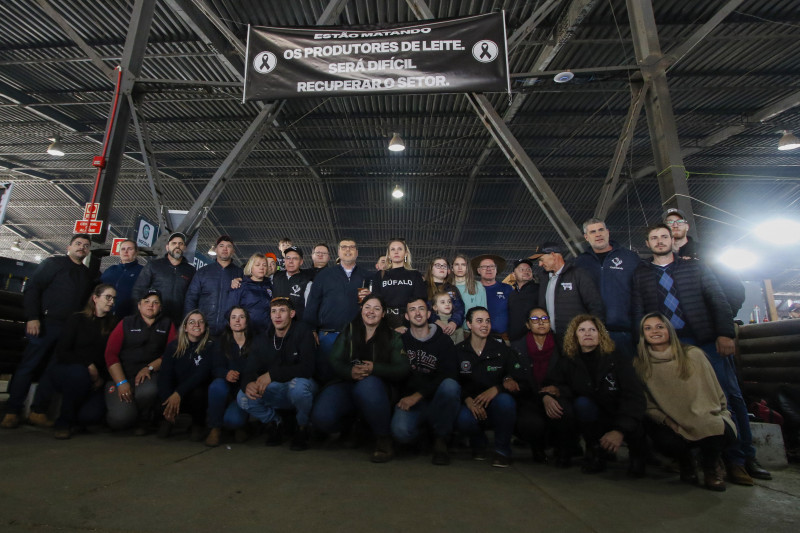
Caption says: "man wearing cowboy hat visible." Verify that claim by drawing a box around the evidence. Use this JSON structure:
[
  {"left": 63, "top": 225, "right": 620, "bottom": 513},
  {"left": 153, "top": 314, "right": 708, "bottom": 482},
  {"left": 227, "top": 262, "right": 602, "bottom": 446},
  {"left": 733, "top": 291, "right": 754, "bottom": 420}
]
[
  {"left": 532, "top": 242, "right": 604, "bottom": 344},
  {"left": 471, "top": 254, "right": 513, "bottom": 340}
]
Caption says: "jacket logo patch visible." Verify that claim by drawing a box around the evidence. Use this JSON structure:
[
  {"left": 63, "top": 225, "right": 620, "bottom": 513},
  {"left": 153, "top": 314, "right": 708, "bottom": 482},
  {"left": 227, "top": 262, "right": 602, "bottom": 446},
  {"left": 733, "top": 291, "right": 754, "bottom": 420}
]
[
  {"left": 610, "top": 257, "right": 624, "bottom": 270},
  {"left": 193, "top": 355, "right": 203, "bottom": 366},
  {"left": 291, "top": 284, "right": 302, "bottom": 296},
  {"left": 495, "top": 291, "right": 506, "bottom": 299},
  {"left": 560, "top": 282, "right": 573, "bottom": 291},
  {"left": 460, "top": 361, "right": 472, "bottom": 373},
  {"left": 604, "top": 373, "right": 617, "bottom": 391}
]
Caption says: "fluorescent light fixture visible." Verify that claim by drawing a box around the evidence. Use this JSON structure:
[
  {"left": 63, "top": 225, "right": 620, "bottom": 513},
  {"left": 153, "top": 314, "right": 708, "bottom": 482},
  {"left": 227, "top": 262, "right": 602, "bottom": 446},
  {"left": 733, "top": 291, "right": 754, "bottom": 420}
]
[
  {"left": 34, "top": 254, "right": 42, "bottom": 262},
  {"left": 47, "top": 135, "right": 65, "bottom": 156},
  {"left": 754, "top": 218, "right": 800, "bottom": 245},
  {"left": 10, "top": 240, "right": 21, "bottom": 252},
  {"left": 778, "top": 131, "right": 800, "bottom": 151},
  {"left": 391, "top": 185, "right": 404, "bottom": 199},
  {"left": 207, "top": 246, "right": 217, "bottom": 256},
  {"left": 719, "top": 247, "right": 757, "bottom": 270},
  {"left": 553, "top": 71, "right": 574, "bottom": 83},
  {"left": 388, "top": 132, "right": 405, "bottom": 152}
]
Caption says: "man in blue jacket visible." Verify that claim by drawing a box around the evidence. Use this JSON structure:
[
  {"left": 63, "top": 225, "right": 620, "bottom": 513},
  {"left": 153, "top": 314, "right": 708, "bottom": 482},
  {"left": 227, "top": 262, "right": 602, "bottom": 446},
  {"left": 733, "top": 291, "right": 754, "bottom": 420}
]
[
  {"left": 574, "top": 218, "right": 641, "bottom": 359},
  {"left": 184, "top": 235, "right": 243, "bottom": 336}
]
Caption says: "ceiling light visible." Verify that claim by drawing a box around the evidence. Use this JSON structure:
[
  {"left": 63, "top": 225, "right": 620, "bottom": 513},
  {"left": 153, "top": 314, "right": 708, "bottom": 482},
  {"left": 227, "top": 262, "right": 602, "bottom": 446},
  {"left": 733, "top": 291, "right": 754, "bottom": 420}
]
[
  {"left": 753, "top": 218, "right": 800, "bottom": 245},
  {"left": 718, "top": 247, "right": 757, "bottom": 270},
  {"left": 207, "top": 246, "right": 217, "bottom": 256},
  {"left": 34, "top": 254, "right": 42, "bottom": 262},
  {"left": 10, "top": 240, "right": 21, "bottom": 252},
  {"left": 388, "top": 132, "right": 405, "bottom": 152},
  {"left": 553, "top": 71, "right": 574, "bottom": 83},
  {"left": 46, "top": 135, "right": 65, "bottom": 156},
  {"left": 778, "top": 131, "right": 800, "bottom": 151},
  {"left": 391, "top": 185, "right": 404, "bottom": 199}
]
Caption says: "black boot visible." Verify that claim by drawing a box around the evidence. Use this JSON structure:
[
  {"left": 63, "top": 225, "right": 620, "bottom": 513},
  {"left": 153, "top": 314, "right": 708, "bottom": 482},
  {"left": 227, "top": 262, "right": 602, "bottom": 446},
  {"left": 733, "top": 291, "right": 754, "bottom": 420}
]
[{"left": 582, "top": 443, "right": 606, "bottom": 474}]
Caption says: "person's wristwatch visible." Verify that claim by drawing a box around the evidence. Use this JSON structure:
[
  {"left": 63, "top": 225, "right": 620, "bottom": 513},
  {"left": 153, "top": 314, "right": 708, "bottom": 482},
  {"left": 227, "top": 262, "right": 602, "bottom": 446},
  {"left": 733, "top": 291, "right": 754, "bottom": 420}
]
[{"left": 148, "top": 365, "right": 154, "bottom": 372}]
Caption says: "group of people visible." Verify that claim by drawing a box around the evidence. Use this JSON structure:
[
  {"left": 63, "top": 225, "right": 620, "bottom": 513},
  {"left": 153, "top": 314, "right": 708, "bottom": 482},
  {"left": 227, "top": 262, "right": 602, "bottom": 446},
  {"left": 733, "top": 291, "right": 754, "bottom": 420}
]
[{"left": 0, "top": 208, "right": 773, "bottom": 492}]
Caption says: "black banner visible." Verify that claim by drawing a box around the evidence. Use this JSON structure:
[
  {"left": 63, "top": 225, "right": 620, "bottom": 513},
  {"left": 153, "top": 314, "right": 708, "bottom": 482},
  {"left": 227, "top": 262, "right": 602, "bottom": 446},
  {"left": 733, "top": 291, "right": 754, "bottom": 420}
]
[{"left": 243, "top": 12, "right": 509, "bottom": 101}]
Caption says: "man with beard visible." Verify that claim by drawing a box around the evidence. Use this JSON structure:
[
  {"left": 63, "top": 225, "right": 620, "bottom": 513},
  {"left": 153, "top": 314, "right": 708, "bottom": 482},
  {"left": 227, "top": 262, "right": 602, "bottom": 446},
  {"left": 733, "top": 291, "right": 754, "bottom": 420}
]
[
  {"left": 184, "top": 235, "right": 243, "bottom": 336},
  {"left": 632, "top": 223, "right": 771, "bottom": 485},
  {"left": 133, "top": 232, "right": 195, "bottom": 327}
]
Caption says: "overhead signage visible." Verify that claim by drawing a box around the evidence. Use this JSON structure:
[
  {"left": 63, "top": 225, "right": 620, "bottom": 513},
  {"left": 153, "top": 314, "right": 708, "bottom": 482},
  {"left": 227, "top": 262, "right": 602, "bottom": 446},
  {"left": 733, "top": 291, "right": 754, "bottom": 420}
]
[
  {"left": 244, "top": 12, "right": 509, "bottom": 101},
  {"left": 74, "top": 219, "right": 103, "bottom": 234},
  {"left": 110, "top": 237, "right": 126, "bottom": 256},
  {"left": 134, "top": 216, "right": 158, "bottom": 248},
  {"left": 83, "top": 202, "right": 100, "bottom": 220}
]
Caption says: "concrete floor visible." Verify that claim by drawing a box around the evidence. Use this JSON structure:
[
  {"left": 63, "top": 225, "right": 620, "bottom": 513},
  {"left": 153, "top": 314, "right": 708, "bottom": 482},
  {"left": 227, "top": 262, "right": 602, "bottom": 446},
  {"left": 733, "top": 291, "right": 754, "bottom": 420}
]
[{"left": 1, "top": 424, "right": 798, "bottom": 533}]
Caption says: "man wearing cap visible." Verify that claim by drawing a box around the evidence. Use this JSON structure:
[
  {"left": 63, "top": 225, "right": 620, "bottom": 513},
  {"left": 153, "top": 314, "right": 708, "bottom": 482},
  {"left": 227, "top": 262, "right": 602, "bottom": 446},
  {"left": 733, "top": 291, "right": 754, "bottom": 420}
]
[
  {"left": 1, "top": 234, "right": 93, "bottom": 429},
  {"left": 472, "top": 255, "right": 513, "bottom": 340},
  {"left": 304, "top": 239, "right": 369, "bottom": 383},
  {"left": 100, "top": 239, "right": 143, "bottom": 318},
  {"left": 532, "top": 242, "right": 604, "bottom": 343},
  {"left": 184, "top": 235, "right": 243, "bottom": 336},
  {"left": 632, "top": 223, "right": 770, "bottom": 485},
  {"left": 506, "top": 259, "right": 541, "bottom": 342},
  {"left": 272, "top": 246, "right": 313, "bottom": 322},
  {"left": 574, "top": 218, "right": 642, "bottom": 359},
  {"left": 133, "top": 231, "right": 195, "bottom": 327},
  {"left": 264, "top": 253, "right": 278, "bottom": 282},
  {"left": 664, "top": 208, "right": 745, "bottom": 315}
]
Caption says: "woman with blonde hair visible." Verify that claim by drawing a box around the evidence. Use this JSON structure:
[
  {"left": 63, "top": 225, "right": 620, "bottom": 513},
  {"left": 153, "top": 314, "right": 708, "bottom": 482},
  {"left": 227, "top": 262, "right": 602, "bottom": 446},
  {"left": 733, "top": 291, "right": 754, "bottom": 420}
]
[
  {"left": 226, "top": 253, "right": 273, "bottom": 333},
  {"left": 157, "top": 310, "right": 214, "bottom": 441},
  {"left": 373, "top": 238, "right": 425, "bottom": 331},
  {"left": 635, "top": 312, "right": 737, "bottom": 491},
  {"left": 548, "top": 314, "right": 646, "bottom": 475}
]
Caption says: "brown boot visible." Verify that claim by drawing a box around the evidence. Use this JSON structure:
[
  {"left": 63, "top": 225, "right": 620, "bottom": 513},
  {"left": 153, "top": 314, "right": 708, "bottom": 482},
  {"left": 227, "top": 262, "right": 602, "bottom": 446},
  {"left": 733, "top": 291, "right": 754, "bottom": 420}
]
[
  {"left": 28, "top": 411, "right": 54, "bottom": 428},
  {"left": 205, "top": 428, "right": 222, "bottom": 447},
  {"left": 725, "top": 462, "right": 754, "bottom": 486},
  {"left": 704, "top": 468, "right": 727, "bottom": 492},
  {"left": 1, "top": 413, "right": 20, "bottom": 429},
  {"left": 371, "top": 436, "right": 394, "bottom": 463}
]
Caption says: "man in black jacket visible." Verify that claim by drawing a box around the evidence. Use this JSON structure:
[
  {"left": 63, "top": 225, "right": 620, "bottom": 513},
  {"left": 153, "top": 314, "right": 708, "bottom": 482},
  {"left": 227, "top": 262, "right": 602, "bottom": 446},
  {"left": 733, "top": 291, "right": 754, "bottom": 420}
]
[
  {"left": 2, "top": 234, "right": 92, "bottom": 429},
  {"left": 392, "top": 298, "right": 461, "bottom": 465},
  {"left": 532, "top": 242, "right": 604, "bottom": 344},
  {"left": 132, "top": 232, "right": 195, "bottom": 326},
  {"left": 632, "top": 223, "right": 770, "bottom": 484},
  {"left": 237, "top": 297, "right": 317, "bottom": 450},
  {"left": 271, "top": 246, "right": 313, "bottom": 322},
  {"left": 506, "top": 259, "right": 541, "bottom": 342}
]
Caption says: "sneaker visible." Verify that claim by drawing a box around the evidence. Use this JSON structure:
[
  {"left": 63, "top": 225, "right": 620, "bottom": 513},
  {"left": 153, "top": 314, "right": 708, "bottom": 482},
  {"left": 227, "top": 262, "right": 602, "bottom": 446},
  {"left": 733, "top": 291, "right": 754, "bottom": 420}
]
[
  {"left": 582, "top": 445, "right": 607, "bottom": 474},
  {"left": 234, "top": 427, "right": 250, "bottom": 443},
  {"left": 28, "top": 411, "right": 54, "bottom": 428},
  {"left": 190, "top": 425, "right": 205, "bottom": 442},
  {"left": 205, "top": 428, "right": 222, "bottom": 447},
  {"left": 290, "top": 426, "right": 309, "bottom": 451},
  {"left": 371, "top": 436, "right": 394, "bottom": 463},
  {"left": 531, "top": 446, "right": 548, "bottom": 464},
  {"left": 492, "top": 453, "right": 511, "bottom": 468},
  {"left": 725, "top": 462, "right": 754, "bottom": 486},
  {"left": 264, "top": 420, "right": 283, "bottom": 446},
  {"left": 53, "top": 427, "right": 71, "bottom": 440},
  {"left": 472, "top": 448, "right": 488, "bottom": 461},
  {"left": 432, "top": 437, "right": 450, "bottom": 466},
  {"left": 745, "top": 458, "right": 772, "bottom": 480},
  {"left": 1, "top": 413, "right": 20, "bottom": 429},
  {"left": 134, "top": 423, "right": 151, "bottom": 436},
  {"left": 157, "top": 420, "right": 173, "bottom": 439}
]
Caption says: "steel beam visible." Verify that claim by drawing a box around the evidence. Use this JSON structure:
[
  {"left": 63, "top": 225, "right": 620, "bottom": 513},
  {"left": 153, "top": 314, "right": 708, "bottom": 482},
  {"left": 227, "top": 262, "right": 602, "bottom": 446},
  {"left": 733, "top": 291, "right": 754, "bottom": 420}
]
[
  {"left": 129, "top": 95, "right": 167, "bottom": 229},
  {"left": 507, "top": 0, "right": 561, "bottom": 52},
  {"left": 91, "top": 0, "right": 157, "bottom": 243},
  {"left": 466, "top": 93, "right": 585, "bottom": 256},
  {"left": 663, "top": 0, "right": 745, "bottom": 71},
  {"left": 626, "top": 0, "right": 695, "bottom": 234},
  {"left": 595, "top": 81, "right": 649, "bottom": 220}
]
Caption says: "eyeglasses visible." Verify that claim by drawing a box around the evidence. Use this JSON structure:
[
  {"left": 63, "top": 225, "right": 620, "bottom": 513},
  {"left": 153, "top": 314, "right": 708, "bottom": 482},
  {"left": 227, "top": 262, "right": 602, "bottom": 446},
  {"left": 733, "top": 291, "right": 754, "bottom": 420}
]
[
  {"left": 313, "top": 251, "right": 329, "bottom": 256},
  {"left": 665, "top": 219, "right": 687, "bottom": 226},
  {"left": 529, "top": 316, "right": 550, "bottom": 322},
  {"left": 187, "top": 319, "right": 205, "bottom": 326},
  {"left": 478, "top": 265, "right": 496, "bottom": 270},
  {"left": 433, "top": 263, "right": 449, "bottom": 269},
  {"left": 339, "top": 245, "right": 357, "bottom": 250},
  {"left": 102, "top": 295, "right": 116, "bottom": 301}
]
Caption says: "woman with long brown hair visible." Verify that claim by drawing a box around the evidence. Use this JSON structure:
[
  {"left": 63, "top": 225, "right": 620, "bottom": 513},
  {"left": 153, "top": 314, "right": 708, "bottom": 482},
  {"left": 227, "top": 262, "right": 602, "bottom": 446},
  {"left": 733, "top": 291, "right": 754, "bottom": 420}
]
[
  {"left": 425, "top": 256, "right": 464, "bottom": 336},
  {"left": 451, "top": 254, "right": 486, "bottom": 335}
]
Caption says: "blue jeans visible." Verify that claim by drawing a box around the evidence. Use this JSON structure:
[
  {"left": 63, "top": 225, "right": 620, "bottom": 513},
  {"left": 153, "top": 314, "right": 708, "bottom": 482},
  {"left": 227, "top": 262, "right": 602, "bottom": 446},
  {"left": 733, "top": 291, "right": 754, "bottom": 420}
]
[
  {"left": 47, "top": 363, "right": 106, "bottom": 429},
  {"left": 6, "top": 319, "right": 64, "bottom": 414},
  {"left": 207, "top": 378, "right": 248, "bottom": 429},
  {"left": 315, "top": 331, "right": 339, "bottom": 383},
  {"left": 311, "top": 376, "right": 392, "bottom": 436},
  {"left": 456, "top": 392, "right": 516, "bottom": 457},
  {"left": 391, "top": 378, "right": 461, "bottom": 442},
  {"left": 681, "top": 337, "right": 755, "bottom": 464},
  {"left": 237, "top": 377, "right": 318, "bottom": 426},
  {"left": 609, "top": 330, "right": 635, "bottom": 361}
]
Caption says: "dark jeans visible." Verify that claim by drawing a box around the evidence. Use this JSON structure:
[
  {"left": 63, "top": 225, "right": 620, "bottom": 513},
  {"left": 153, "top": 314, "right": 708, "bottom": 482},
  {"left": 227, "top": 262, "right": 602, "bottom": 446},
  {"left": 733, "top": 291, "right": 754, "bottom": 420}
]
[
  {"left": 516, "top": 395, "right": 574, "bottom": 451},
  {"left": 680, "top": 337, "right": 755, "bottom": 465},
  {"left": 5, "top": 319, "right": 64, "bottom": 414},
  {"left": 311, "top": 376, "right": 392, "bottom": 437},
  {"left": 391, "top": 378, "right": 461, "bottom": 442},
  {"left": 573, "top": 395, "right": 645, "bottom": 457},
  {"left": 207, "top": 377, "right": 248, "bottom": 429},
  {"left": 645, "top": 417, "right": 737, "bottom": 469},
  {"left": 456, "top": 392, "right": 516, "bottom": 457},
  {"left": 162, "top": 386, "right": 207, "bottom": 427},
  {"left": 47, "top": 363, "right": 106, "bottom": 430},
  {"left": 608, "top": 330, "right": 635, "bottom": 361}
]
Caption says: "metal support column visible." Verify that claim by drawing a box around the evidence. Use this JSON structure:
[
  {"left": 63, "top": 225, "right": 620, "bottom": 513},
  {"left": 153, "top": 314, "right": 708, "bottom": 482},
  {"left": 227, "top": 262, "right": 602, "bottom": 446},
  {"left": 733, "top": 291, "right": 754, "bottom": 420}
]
[
  {"left": 626, "top": 0, "right": 695, "bottom": 233},
  {"left": 129, "top": 95, "right": 167, "bottom": 229}
]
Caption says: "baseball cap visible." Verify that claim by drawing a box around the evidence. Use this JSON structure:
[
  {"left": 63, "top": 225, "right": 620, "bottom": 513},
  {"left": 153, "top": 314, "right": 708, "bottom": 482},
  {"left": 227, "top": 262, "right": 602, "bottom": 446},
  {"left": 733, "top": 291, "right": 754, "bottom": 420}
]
[
  {"left": 284, "top": 246, "right": 303, "bottom": 258},
  {"left": 215, "top": 235, "right": 234, "bottom": 246},
  {"left": 168, "top": 231, "right": 186, "bottom": 243},
  {"left": 529, "top": 242, "right": 563, "bottom": 260},
  {"left": 663, "top": 208, "right": 686, "bottom": 221}
]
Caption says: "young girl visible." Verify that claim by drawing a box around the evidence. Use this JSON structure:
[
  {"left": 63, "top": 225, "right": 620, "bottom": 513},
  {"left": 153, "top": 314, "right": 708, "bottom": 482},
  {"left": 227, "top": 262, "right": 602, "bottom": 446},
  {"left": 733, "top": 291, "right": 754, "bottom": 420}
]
[
  {"left": 452, "top": 254, "right": 487, "bottom": 334},
  {"left": 432, "top": 291, "right": 464, "bottom": 344}
]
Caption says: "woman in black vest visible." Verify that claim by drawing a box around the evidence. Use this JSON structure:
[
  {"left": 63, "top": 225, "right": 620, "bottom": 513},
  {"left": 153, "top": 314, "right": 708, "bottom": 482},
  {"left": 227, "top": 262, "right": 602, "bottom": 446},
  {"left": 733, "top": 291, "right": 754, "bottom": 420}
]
[{"left": 104, "top": 289, "right": 176, "bottom": 433}]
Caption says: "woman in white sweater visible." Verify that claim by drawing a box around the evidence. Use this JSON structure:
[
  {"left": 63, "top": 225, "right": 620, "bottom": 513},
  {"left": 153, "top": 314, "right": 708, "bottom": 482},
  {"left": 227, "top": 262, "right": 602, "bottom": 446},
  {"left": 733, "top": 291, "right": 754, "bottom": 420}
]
[{"left": 634, "top": 312, "right": 737, "bottom": 492}]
